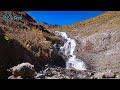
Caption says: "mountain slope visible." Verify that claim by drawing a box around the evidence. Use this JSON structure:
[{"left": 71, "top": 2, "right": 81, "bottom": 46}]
[
  {"left": 0, "top": 11, "right": 62, "bottom": 78},
  {"left": 1, "top": 11, "right": 120, "bottom": 79},
  {"left": 50, "top": 11, "right": 120, "bottom": 36},
  {"left": 50, "top": 11, "right": 120, "bottom": 73}
]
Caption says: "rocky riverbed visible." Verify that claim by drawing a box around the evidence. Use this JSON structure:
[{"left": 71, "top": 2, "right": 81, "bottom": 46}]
[
  {"left": 35, "top": 64, "right": 120, "bottom": 79},
  {"left": 7, "top": 63, "right": 120, "bottom": 79}
]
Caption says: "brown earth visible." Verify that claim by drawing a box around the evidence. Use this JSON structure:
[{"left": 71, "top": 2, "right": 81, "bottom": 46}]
[{"left": 0, "top": 11, "right": 63, "bottom": 78}]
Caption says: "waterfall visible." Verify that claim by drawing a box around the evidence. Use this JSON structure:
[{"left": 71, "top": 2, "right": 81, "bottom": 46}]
[{"left": 55, "top": 31, "right": 86, "bottom": 71}]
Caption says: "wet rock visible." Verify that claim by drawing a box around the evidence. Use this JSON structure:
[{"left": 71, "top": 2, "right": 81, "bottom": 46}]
[
  {"left": 43, "top": 68, "right": 54, "bottom": 77},
  {"left": 9, "top": 62, "right": 36, "bottom": 79},
  {"left": 73, "top": 74, "right": 84, "bottom": 79},
  {"left": 8, "top": 75, "right": 23, "bottom": 79},
  {"left": 73, "top": 70, "right": 94, "bottom": 79},
  {"left": 35, "top": 74, "right": 45, "bottom": 79}
]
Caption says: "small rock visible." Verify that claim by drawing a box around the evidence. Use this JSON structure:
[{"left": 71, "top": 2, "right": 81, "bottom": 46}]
[
  {"left": 93, "top": 71, "right": 115, "bottom": 79},
  {"left": 93, "top": 72, "right": 104, "bottom": 79},
  {"left": 89, "top": 76, "right": 94, "bottom": 79},
  {"left": 75, "top": 74, "right": 88, "bottom": 79},
  {"left": 73, "top": 74, "right": 82, "bottom": 79},
  {"left": 102, "top": 72, "right": 115, "bottom": 78},
  {"left": 44, "top": 68, "right": 53, "bottom": 77},
  {"left": 35, "top": 74, "right": 45, "bottom": 79},
  {"left": 115, "top": 73, "right": 120, "bottom": 79},
  {"left": 64, "top": 76, "right": 70, "bottom": 79},
  {"left": 45, "top": 76, "right": 58, "bottom": 79},
  {"left": 8, "top": 75, "right": 23, "bottom": 79}
]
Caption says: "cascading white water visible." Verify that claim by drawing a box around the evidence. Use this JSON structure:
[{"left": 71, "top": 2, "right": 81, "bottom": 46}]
[{"left": 55, "top": 31, "right": 86, "bottom": 71}]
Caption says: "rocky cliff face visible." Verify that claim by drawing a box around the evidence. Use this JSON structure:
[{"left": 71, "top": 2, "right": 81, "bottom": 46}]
[{"left": 50, "top": 11, "right": 120, "bottom": 73}]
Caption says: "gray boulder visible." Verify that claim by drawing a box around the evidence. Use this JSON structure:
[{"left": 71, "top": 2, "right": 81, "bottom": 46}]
[{"left": 9, "top": 62, "right": 36, "bottom": 79}]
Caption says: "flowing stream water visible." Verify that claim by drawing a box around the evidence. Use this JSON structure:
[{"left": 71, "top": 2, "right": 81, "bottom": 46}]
[{"left": 55, "top": 31, "right": 86, "bottom": 71}]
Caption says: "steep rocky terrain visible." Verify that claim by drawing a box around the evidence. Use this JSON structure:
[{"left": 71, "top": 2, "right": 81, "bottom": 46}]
[
  {"left": 0, "top": 11, "right": 63, "bottom": 78},
  {"left": 1, "top": 11, "right": 120, "bottom": 79},
  {"left": 50, "top": 11, "right": 120, "bottom": 76}
]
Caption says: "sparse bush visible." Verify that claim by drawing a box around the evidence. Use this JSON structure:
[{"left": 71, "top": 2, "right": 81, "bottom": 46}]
[{"left": 4, "top": 33, "right": 12, "bottom": 41}]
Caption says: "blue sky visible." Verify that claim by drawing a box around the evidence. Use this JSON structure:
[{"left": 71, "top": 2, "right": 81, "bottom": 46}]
[{"left": 26, "top": 11, "right": 105, "bottom": 26}]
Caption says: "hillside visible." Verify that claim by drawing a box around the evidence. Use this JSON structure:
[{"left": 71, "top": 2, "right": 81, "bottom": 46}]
[
  {"left": 0, "top": 11, "right": 62, "bottom": 78},
  {"left": 50, "top": 11, "right": 120, "bottom": 36},
  {"left": 1, "top": 11, "right": 120, "bottom": 79},
  {"left": 50, "top": 11, "right": 120, "bottom": 75}
]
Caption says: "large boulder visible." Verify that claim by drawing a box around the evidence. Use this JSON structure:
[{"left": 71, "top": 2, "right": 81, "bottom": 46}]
[{"left": 9, "top": 62, "right": 36, "bottom": 79}]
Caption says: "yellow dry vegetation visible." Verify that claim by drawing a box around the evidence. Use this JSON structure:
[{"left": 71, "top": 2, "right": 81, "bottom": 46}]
[{"left": 50, "top": 11, "right": 120, "bottom": 37}]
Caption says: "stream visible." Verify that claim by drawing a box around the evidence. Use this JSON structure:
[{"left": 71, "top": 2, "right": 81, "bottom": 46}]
[{"left": 55, "top": 31, "right": 86, "bottom": 71}]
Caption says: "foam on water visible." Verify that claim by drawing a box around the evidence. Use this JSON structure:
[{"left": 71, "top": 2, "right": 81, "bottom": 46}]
[{"left": 55, "top": 31, "right": 86, "bottom": 71}]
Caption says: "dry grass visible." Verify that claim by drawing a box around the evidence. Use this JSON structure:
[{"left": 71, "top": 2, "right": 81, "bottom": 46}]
[
  {"left": 0, "top": 22, "right": 60, "bottom": 63},
  {"left": 50, "top": 11, "right": 120, "bottom": 37}
]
